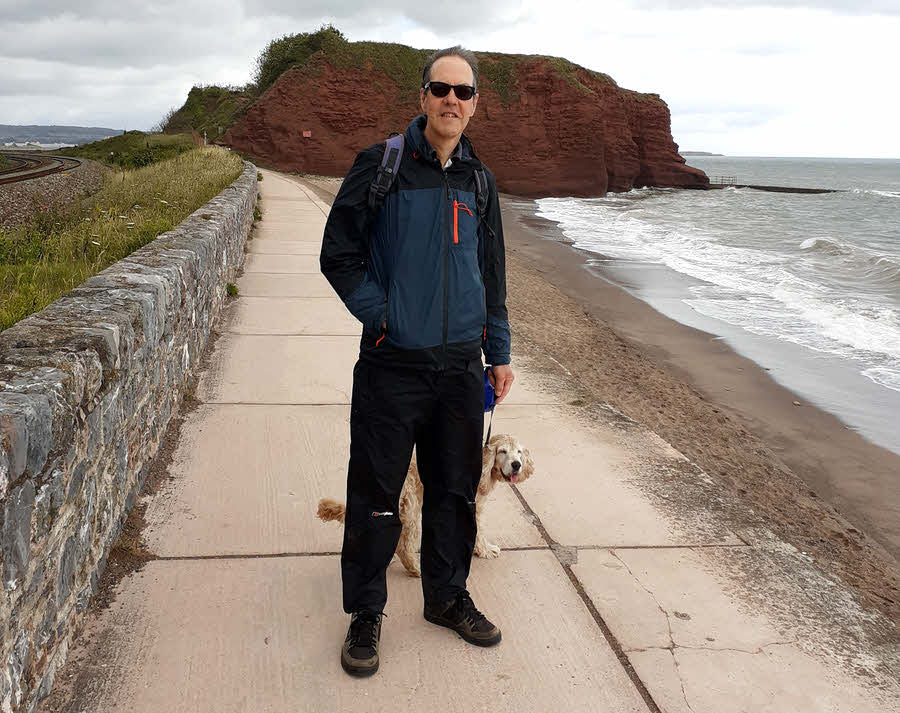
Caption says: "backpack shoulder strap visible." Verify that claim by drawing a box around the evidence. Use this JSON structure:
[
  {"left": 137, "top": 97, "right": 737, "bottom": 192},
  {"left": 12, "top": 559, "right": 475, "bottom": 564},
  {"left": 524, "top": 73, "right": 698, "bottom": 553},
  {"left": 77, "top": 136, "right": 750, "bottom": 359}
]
[
  {"left": 473, "top": 167, "right": 489, "bottom": 219},
  {"left": 368, "top": 134, "right": 405, "bottom": 212},
  {"left": 473, "top": 167, "right": 496, "bottom": 240}
]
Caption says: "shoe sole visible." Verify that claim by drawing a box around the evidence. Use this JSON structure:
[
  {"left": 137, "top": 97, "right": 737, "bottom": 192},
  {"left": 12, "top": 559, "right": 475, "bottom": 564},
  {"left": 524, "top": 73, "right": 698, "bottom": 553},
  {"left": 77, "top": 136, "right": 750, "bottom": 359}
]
[
  {"left": 341, "top": 653, "right": 379, "bottom": 677},
  {"left": 424, "top": 612, "right": 502, "bottom": 647}
]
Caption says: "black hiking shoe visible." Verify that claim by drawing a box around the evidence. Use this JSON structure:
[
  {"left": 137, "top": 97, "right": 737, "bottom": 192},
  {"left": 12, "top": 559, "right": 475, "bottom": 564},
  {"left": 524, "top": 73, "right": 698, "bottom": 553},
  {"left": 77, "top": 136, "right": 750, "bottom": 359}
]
[
  {"left": 424, "top": 591, "right": 501, "bottom": 647},
  {"left": 341, "top": 610, "right": 383, "bottom": 677}
]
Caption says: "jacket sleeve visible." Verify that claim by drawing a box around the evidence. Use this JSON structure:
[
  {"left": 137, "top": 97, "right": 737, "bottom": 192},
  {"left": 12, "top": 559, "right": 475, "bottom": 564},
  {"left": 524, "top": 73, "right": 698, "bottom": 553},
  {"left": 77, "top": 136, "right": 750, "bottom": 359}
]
[
  {"left": 320, "top": 145, "right": 387, "bottom": 332},
  {"left": 482, "top": 171, "right": 511, "bottom": 366}
]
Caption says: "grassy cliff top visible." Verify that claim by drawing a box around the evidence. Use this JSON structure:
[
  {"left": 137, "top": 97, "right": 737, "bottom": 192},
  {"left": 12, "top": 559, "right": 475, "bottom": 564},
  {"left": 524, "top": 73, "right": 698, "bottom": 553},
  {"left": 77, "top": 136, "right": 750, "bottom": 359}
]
[
  {"left": 252, "top": 26, "right": 616, "bottom": 103},
  {"left": 163, "top": 26, "right": 622, "bottom": 137}
]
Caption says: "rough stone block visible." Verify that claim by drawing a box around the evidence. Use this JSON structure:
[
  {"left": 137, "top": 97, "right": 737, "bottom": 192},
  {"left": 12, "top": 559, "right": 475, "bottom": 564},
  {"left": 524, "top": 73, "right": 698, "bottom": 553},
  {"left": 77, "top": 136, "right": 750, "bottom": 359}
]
[{"left": 2, "top": 479, "right": 36, "bottom": 591}]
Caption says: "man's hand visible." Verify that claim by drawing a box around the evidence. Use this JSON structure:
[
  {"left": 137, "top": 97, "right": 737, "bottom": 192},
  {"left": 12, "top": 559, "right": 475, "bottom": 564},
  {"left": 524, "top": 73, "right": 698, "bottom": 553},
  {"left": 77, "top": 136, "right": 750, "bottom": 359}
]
[{"left": 488, "top": 364, "right": 515, "bottom": 404}]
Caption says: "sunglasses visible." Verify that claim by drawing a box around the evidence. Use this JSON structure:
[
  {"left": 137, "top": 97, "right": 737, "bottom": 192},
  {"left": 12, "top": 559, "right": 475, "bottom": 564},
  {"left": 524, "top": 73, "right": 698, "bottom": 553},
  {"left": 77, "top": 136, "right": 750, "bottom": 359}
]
[{"left": 423, "top": 81, "right": 477, "bottom": 101}]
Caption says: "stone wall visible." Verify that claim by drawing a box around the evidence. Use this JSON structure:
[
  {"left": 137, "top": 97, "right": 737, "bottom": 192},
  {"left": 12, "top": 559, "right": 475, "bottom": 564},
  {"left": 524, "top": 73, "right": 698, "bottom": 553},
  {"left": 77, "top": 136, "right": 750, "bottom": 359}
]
[{"left": 0, "top": 161, "right": 258, "bottom": 713}]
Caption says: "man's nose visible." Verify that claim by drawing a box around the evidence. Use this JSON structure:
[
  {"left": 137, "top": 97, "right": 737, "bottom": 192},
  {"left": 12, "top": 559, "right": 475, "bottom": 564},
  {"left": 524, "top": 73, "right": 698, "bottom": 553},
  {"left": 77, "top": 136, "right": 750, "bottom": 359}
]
[{"left": 511, "top": 460, "right": 521, "bottom": 472}]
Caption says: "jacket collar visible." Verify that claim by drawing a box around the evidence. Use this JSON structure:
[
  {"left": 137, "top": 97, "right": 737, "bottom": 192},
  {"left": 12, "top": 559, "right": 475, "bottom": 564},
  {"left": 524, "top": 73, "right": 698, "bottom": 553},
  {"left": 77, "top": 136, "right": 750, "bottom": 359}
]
[{"left": 406, "top": 114, "right": 477, "bottom": 165}]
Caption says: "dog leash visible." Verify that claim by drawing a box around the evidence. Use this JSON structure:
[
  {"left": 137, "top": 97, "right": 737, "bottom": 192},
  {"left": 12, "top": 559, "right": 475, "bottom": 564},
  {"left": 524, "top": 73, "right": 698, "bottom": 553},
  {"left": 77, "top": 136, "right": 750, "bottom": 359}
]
[{"left": 484, "top": 404, "right": 495, "bottom": 447}]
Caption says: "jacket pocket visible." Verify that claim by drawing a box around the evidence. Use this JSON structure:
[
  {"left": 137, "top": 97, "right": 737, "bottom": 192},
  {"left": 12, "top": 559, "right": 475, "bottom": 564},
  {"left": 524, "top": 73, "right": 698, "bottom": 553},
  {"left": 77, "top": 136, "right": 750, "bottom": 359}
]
[{"left": 453, "top": 199, "right": 475, "bottom": 245}]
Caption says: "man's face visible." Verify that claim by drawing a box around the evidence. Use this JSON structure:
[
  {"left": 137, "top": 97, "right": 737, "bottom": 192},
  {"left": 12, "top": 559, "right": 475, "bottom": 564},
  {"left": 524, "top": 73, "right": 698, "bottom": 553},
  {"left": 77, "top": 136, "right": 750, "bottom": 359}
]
[{"left": 420, "top": 55, "right": 479, "bottom": 144}]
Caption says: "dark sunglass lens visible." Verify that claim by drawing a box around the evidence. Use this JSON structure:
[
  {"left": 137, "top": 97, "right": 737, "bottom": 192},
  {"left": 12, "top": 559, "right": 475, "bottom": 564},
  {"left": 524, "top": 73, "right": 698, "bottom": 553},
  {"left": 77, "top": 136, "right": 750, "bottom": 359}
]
[
  {"left": 429, "top": 82, "right": 452, "bottom": 97},
  {"left": 454, "top": 85, "right": 474, "bottom": 101}
]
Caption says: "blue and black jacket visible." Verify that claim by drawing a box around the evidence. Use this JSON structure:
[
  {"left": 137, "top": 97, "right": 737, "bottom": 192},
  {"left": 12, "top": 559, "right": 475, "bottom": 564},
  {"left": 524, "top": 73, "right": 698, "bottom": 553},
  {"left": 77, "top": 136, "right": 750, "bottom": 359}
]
[{"left": 320, "top": 115, "right": 511, "bottom": 369}]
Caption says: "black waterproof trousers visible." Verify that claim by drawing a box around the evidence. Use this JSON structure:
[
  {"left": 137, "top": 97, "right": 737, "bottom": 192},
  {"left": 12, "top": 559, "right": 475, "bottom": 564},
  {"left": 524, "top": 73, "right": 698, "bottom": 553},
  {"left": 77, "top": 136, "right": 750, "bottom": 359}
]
[{"left": 341, "top": 356, "right": 484, "bottom": 614}]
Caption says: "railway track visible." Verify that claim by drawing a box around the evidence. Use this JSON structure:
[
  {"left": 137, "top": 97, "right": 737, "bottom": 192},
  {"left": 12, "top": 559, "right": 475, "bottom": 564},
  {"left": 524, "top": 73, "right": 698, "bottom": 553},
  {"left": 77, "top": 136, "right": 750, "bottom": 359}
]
[{"left": 0, "top": 152, "right": 82, "bottom": 185}]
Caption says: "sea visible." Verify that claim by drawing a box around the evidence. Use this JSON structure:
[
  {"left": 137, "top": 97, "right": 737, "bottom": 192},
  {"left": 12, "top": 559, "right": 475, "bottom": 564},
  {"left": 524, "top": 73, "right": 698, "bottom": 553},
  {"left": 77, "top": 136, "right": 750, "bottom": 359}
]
[
  {"left": 535, "top": 157, "right": 900, "bottom": 456},
  {"left": 1, "top": 142, "right": 75, "bottom": 151}
]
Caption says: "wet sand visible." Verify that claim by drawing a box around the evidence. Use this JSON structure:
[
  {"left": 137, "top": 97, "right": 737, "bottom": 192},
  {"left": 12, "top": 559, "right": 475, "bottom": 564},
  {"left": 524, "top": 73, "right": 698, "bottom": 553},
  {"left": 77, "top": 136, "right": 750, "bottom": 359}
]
[{"left": 500, "top": 195, "right": 900, "bottom": 624}]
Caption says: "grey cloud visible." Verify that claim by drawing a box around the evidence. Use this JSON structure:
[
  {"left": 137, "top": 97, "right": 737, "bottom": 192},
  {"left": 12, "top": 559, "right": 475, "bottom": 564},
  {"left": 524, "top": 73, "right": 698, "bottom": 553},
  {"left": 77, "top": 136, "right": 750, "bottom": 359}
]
[
  {"left": 6, "top": 0, "right": 526, "bottom": 32},
  {"left": 0, "top": 1, "right": 525, "bottom": 72},
  {"left": 248, "top": 0, "right": 527, "bottom": 32},
  {"left": 672, "top": 110, "right": 781, "bottom": 134},
  {"left": 633, "top": 0, "right": 900, "bottom": 14},
  {"left": 0, "top": 16, "right": 254, "bottom": 69},
  {"left": 0, "top": 0, "right": 227, "bottom": 23}
]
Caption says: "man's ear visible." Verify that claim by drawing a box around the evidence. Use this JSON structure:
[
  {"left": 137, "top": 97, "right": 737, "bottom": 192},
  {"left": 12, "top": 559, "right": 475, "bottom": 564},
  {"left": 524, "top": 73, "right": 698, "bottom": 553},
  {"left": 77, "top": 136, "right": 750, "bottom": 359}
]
[
  {"left": 471, "top": 92, "right": 478, "bottom": 116},
  {"left": 420, "top": 88, "right": 426, "bottom": 113}
]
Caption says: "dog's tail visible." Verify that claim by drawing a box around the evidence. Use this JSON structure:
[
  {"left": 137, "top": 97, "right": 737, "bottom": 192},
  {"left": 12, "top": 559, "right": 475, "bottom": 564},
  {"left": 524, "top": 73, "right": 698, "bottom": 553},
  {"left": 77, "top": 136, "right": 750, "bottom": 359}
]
[{"left": 317, "top": 498, "right": 346, "bottom": 524}]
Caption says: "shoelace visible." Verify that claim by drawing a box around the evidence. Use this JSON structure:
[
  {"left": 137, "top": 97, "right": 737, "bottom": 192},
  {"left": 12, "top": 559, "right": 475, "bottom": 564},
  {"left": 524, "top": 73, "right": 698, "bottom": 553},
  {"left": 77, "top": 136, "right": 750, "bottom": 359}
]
[
  {"left": 349, "top": 611, "right": 382, "bottom": 649},
  {"left": 456, "top": 592, "right": 487, "bottom": 626}
]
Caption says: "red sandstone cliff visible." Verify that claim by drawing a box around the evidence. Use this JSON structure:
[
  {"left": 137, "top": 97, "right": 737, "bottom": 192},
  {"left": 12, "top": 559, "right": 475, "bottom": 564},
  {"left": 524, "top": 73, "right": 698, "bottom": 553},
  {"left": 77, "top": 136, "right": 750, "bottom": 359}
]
[{"left": 223, "top": 55, "right": 707, "bottom": 197}]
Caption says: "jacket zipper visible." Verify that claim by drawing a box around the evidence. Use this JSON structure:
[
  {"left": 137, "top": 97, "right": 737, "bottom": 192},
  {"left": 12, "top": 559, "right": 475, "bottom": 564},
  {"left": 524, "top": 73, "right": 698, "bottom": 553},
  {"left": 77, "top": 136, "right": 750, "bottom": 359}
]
[
  {"left": 377, "top": 283, "right": 390, "bottom": 347},
  {"left": 441, "top": 175, "right": 451, "bottom": 367}
]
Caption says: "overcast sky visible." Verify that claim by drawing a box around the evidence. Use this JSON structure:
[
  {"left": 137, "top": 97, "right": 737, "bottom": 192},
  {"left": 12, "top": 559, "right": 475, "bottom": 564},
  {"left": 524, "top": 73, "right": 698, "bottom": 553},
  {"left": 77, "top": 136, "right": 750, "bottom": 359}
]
[{"left": 2, "top": 0, "right": 898, "bottom": 157}]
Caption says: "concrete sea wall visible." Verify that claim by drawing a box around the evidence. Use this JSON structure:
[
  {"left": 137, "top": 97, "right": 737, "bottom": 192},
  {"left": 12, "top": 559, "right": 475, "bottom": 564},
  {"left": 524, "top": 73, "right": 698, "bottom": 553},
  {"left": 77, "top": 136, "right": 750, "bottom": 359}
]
[{"left": 0, "top": 161, "right": 258, "bottom": 712}]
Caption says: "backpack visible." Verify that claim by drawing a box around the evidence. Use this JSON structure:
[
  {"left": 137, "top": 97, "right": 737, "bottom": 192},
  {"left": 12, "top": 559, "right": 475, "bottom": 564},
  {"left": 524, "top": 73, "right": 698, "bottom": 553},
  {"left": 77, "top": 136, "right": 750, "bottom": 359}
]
[{"left": 367, "top": 134, "right": 492, "bottom": 235}]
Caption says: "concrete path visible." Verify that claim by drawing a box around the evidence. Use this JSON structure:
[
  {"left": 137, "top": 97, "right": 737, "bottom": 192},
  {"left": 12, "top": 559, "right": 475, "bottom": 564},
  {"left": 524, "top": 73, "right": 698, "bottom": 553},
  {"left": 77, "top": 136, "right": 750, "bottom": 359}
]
[{"left": 39, "top": 170, "right": 898, "bottom": 713}]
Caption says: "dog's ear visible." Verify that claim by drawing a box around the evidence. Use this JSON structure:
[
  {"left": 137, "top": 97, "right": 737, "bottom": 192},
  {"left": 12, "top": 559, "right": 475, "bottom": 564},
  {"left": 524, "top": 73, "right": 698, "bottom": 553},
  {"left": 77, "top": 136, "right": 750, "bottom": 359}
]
[
  {"left": 521, "top": 448, "right": 535, "bottom": 481},
  {"left": 482, "top": 440, "right": 497, "bottom": 482}
]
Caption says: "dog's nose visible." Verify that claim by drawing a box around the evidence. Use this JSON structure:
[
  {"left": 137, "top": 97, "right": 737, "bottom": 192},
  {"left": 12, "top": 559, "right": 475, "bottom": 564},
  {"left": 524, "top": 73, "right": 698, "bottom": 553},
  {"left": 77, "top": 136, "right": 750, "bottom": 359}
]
[{"left": 512, "top": 460, "right": 521, "bottom": 472}]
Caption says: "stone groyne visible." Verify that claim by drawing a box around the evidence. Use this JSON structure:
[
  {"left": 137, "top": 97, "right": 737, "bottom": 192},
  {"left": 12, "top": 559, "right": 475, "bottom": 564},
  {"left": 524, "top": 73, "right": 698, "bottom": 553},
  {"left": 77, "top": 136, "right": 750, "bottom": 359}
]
[{"left": 0, "top": 161, "right": 258, "bottom": 712}]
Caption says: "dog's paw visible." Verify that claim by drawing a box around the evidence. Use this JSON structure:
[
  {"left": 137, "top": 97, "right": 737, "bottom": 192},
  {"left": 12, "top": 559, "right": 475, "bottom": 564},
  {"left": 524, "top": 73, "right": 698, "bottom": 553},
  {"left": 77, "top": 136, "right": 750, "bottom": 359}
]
[{"left": 475, "top": 541, "right": 501, "bottom": 559}]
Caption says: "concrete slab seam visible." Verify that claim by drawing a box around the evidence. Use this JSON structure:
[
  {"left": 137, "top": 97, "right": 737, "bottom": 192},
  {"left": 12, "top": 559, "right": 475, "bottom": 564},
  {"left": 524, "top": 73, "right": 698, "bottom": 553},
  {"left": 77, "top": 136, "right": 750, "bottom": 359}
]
[
  {"left": 271, "top": 174, "right": 330, "bottom": 217},
  {"left": 508, "top": 484, "right": 662, "bottom": 713},
  {"left": 577, "top": 543, "right": 751, "bottom": 551},
  {"left": 154, "top": 551, "right": 342, "bottom": 561}
]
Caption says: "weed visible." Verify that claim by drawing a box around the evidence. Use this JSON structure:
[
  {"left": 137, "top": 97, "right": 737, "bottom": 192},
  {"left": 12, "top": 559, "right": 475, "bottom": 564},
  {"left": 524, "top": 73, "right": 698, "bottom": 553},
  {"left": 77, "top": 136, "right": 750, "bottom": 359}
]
[
  {"left": 257, "top": 171, "right": 263, "bottom": 181},
  {"left": 226, "top": 283, "right": 239, "bottom": 297},
  {"left": 253, "top": 204, "right": 262, "bottom": 222}
]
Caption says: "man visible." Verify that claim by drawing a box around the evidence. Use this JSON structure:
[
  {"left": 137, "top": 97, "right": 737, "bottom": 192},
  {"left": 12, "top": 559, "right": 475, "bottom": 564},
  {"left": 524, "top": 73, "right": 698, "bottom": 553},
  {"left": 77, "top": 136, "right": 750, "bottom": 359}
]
[{"left": 320, "top": 46, "right": 514, "bottom": 677}]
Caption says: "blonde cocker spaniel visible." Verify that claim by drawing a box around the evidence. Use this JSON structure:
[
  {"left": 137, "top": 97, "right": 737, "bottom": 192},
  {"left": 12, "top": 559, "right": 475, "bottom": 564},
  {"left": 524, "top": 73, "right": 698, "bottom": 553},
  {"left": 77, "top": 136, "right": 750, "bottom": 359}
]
[{"left": 316, "top": 434, "right": 535, "bottom": 577}]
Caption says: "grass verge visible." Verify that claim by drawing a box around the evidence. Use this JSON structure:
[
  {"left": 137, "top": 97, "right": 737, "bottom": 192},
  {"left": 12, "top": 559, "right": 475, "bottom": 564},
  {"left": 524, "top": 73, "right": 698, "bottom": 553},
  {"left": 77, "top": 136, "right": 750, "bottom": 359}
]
[{"left": 0, "top": 147, "right": 243, "bottom": 331}]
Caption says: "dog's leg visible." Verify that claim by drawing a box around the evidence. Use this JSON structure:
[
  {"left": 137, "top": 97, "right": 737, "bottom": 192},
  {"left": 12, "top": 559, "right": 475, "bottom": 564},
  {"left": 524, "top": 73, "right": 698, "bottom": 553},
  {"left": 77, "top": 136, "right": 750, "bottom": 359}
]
[
  {"left": 396, "top": 491, "right": 421, "bottom": 577},
  {"left": 473, "top": 489, "right": 501, "bottom": 559}
]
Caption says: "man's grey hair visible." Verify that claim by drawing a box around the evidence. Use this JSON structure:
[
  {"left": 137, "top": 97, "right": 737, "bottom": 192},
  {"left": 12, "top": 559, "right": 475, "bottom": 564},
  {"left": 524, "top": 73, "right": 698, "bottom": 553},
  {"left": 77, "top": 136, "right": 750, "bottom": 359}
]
[{"left": 421, "top": 46, "right": 479, "bottom": 91}]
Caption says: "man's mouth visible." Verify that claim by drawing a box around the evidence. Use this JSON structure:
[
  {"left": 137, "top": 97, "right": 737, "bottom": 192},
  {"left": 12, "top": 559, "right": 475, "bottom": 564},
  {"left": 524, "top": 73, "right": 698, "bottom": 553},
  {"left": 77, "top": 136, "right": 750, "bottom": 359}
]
[{"left": 441, "top": 112, "right": 459, "bottom": 119}]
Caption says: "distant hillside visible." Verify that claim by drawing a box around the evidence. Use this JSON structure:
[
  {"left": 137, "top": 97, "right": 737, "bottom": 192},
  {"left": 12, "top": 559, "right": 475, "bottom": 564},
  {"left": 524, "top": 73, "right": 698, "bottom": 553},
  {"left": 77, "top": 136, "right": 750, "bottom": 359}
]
[
  {"left": 0, "top": 124, "right": 122, "bottom": 146},
  {"left": 681, "top": 151, "right": 724, "bottom": 157}
]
